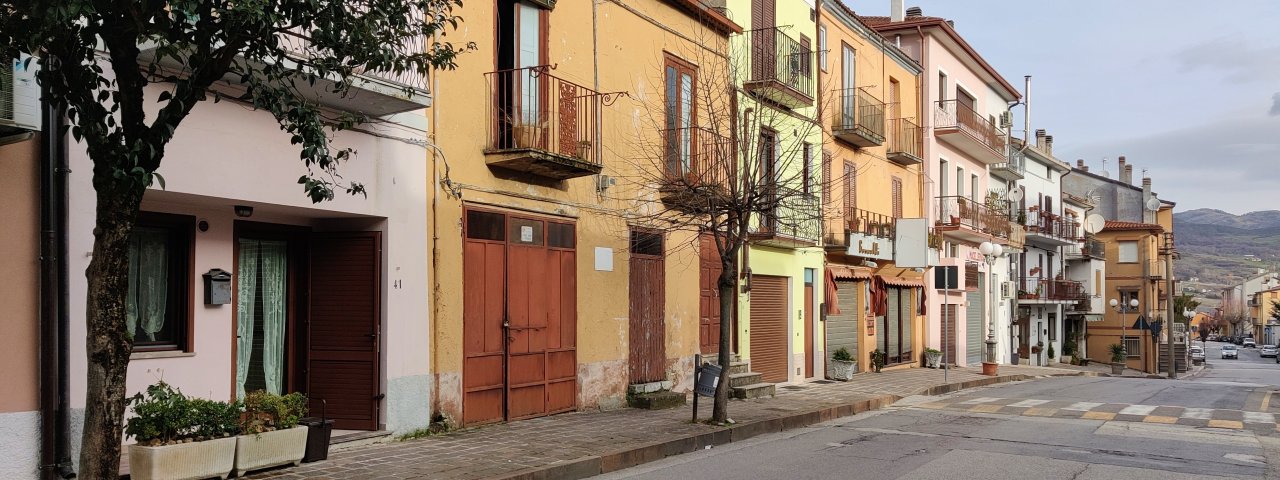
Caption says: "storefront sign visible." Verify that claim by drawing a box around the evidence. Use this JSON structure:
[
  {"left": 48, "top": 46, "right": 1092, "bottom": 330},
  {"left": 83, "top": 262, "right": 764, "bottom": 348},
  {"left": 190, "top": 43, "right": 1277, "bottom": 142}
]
[{"left": 846, "top": 233, "right": 893, "bottom": 261}]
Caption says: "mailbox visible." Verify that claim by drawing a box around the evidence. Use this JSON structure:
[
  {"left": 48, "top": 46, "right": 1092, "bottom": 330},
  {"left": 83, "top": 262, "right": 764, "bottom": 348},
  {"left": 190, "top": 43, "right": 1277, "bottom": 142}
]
[{"left": 203, "top": 268, "right": 232, "bottom": 305}]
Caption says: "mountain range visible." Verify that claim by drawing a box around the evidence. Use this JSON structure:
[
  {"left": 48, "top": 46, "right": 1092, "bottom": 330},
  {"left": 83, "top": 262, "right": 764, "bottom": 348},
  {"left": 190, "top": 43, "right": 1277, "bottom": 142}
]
[{"left": 1173, "top": 209, "right": 1280, "bottom": 293}]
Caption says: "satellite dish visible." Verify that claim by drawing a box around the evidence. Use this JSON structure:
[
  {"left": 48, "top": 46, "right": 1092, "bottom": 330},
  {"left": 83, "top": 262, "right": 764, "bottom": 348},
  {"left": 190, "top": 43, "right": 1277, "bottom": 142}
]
[
  {"left": 1084, "top": 214, "right": 1105, "bottom": 234},
  {"left": 1145, "top": 197, "right": 1162, "bottom": 212},
  {"left": 1007, "top": 188, "right": 1024, "bottom": 202}
]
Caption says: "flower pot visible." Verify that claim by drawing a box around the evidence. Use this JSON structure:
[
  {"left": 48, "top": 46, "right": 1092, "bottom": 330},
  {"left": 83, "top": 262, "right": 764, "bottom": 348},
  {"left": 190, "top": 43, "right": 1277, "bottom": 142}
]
[
  {"left": 827, "top": 359, "right": 857, "bottom": 381},
  {"left": 1110, "top": 363, "right": 1125, "bottom": 375},
  {"left": 129, "top": 436, "right": 236, "bottom": 480},
  {"left": 924, "top": 352, "right": 942, "bottom": 369},
  {"left": 234, "top": 426, "right": 309, "bottom": 477},
  {"left": 981, "top": 362, "right": 998, "bottom": 376}
]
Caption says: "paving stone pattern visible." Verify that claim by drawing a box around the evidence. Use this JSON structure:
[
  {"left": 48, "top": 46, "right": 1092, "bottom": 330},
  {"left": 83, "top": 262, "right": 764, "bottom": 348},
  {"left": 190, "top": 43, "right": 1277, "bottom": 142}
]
[{"left": 246, "top": 365, "right": 1073, "bottom": 480}]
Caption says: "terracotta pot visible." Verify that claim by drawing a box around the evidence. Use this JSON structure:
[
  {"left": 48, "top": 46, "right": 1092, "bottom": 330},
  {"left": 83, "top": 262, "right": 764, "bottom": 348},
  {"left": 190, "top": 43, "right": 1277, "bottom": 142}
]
[{"left": 981, "top": 362, "right": 998, "bottom": 376}]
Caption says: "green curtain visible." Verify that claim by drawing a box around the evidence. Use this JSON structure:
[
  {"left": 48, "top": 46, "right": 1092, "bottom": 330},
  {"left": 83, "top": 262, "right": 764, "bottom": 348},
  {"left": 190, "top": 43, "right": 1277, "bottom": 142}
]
[{"left": 259, "top": 241, "right": 288, "bottom": 395}]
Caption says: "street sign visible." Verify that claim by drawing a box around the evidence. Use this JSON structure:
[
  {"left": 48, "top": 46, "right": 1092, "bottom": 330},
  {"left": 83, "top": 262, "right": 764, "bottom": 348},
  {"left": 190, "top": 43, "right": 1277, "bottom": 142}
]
[{"left": 934, "top": 265, "right": 959, "bottom": 290}]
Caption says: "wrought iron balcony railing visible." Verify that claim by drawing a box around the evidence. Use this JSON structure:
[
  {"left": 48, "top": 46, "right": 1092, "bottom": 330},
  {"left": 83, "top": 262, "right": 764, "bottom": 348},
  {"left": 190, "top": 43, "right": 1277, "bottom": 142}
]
[{"left": 484, "top": 65, "right": 604, "bottom": 168}]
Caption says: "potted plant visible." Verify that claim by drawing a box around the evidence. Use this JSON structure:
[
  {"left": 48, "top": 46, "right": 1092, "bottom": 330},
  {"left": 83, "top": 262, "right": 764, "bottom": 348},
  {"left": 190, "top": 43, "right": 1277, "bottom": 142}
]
[
  {"left": 126, "top": 382, "right": 240, "bottom": 480},
  {"left": 1047, "top": 343, "right": 1056, "bottom": 361},
  {"left": 234, "top": 390, "right": 310, "bottom": 477},
  {"left": 827, "top": 347, "right": 857, "bottom": 381},
  {"left": 870, "top": 349, "right": 887, "bottom": 373},
  {"left": 1109, "top": 343, "right": 1127, "bottom": 375},
  {"left": 923, "top": 347, "right": 943, "bottom": 368}
]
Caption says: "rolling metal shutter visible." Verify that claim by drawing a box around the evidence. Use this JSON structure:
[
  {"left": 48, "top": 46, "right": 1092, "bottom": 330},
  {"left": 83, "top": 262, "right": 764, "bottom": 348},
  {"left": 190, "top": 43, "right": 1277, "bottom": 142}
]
[
  {"left": 966, "top": 275, "right": 984, "bottom": 365},
  {"left": 825, "top": 280, "right": 860, "bottom": 370},
  {"left": 886, "top": 288, "right": 901, "bottom": 361},
  {"left": 750, "top": 275, "right": 790, "bottom": 383}
]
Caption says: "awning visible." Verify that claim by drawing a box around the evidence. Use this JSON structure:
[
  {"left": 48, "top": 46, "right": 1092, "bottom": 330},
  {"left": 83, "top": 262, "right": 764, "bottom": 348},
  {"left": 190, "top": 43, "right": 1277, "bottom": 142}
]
[
  {"left": 880, "top": 276, "right": 924, "bottom": 288},
  {"left": 828, "top": 265, "right": 871, "bottom": 281},
  {"left": 1081, "top": 314, "right": 1105, "bottom": 323}
]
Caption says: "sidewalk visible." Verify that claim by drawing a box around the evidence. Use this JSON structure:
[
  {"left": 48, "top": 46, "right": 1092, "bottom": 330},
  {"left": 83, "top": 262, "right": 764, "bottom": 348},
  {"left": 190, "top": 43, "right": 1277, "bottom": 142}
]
[
  {"left": 1051, "top": 359, "right": 1206, "bottom": 379},
  {"left": 248, "top": 365, "right": 1080, "bottom": 480}
]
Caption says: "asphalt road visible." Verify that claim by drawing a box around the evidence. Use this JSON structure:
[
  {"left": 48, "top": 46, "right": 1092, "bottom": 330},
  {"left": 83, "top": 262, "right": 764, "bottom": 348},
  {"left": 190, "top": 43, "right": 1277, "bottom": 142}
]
[{"left": 594, "top": 344, "right": 1280, "bottom": 480}]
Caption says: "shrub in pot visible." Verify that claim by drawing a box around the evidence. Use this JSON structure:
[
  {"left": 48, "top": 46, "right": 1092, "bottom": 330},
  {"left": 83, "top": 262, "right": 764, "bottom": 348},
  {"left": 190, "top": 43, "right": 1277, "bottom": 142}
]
[
  {"left": 126, "top": 382, "right": 240, "bottom": 480},
  {"left": 923, "top": 348, "right": 943, "bottom": 368},
  {"left": 235, "top": 390, "right": 310, "bottom": 477},
  {"left": 827, "top": 347, "right": 857, "bottom": 380},
  {"left": 1109, "top": 343, "right": 1127, "bottom": 375}
]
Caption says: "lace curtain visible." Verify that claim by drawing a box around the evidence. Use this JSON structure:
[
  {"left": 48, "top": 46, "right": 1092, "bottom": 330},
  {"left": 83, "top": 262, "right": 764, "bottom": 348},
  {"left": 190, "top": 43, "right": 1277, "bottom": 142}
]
[
  {"left": 236, "top": 239, "right": 288, "bottom": 398},
  {"left": 126, "top": 229, "right": 168, "bottom": 341},
  {"left": 235, "top": 239, "right": 259, "bottom": 400}
]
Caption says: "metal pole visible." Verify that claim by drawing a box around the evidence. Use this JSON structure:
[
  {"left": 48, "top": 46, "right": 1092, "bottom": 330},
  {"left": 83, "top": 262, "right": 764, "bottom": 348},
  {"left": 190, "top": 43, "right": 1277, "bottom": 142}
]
[
  {"left": 985, "top": 257, "right": 998, "bottom": 369},
  {"left": 944, "top": 287, "right": 949, "bottom": 383},
  {"left": 1166, "top": 255, "right": 1176, "bottom": 379}
]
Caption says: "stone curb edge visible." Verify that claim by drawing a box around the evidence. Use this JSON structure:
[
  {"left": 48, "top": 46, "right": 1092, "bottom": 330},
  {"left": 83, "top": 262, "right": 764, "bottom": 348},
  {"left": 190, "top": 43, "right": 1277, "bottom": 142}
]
[{"left": 485, "top": 371, "right": 1085, "bottom": 480}]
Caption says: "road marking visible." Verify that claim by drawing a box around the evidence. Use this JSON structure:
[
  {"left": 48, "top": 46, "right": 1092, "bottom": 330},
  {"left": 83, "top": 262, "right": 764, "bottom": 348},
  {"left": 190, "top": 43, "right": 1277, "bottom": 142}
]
[
  {"left": 1182, "top": 407, "right": 1214, "bottom": 420},
  {"left": 1118, "top": 405, "right": 1157, "bottom": 416},
  {"left": 1143, "top": 415, "right": 1179, "bottom": 424},
  {"left": 1062, "top": 401, "right": 1104, "bottom": 412},
  {"left": 968, "top": 405, "right": 1003, "bottom": 413},
  {"left": 1082, "top": 411, "right": 1116, "bottom": 421},
  {"left": 1224, "top": 453, "right": 1267, "bottom": 465},
  {"left": 958, "top": 397, "right": 1002, "bottom": 405},
  {"left": 1263, "top": 391, "right": 1273, "bottom": 411},
  {"left": 917, "top": 402, "right": 950, "bottom": 409},
  {"left": 1023, "top": 408, "right": 1057, "bottom": 417},
  {"left": 1008, "top": 399, "right": 1050, "bottom": 408},
  {"left": 1244, "top": 411, "right": 1276, "bottom": 424},
  {"left": 1208, "top": 419, "right": 1245, "bottom": 429}
]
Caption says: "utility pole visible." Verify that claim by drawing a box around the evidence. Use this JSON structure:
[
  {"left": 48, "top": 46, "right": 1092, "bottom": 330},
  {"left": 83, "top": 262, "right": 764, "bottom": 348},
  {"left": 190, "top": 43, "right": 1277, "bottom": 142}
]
[{"left": 1166, "top": 245, "right": 1176, "bottom": 379}]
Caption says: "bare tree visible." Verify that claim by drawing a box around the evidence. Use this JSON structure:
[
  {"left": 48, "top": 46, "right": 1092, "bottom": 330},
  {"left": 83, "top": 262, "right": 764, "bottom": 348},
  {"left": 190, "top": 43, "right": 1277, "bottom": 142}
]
[{"left": 605, "top": 25, "right": 836, "bottom": 424}]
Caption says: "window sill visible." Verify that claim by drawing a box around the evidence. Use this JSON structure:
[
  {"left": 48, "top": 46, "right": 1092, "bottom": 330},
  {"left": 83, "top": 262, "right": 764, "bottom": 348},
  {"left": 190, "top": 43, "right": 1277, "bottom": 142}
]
[{"left": 131, "top": 350, "right": 196, "bottom": 360}]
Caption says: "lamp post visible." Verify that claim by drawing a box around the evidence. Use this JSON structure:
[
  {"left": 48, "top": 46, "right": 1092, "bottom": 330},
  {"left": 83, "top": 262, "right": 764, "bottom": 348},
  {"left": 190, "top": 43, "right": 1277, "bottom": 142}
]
[
  {"left": 1111, "top": 297, "right": 1140, "bottom": 362},
  {"left": 980, "top": 241, "right": 1005, "bottom": 375}
]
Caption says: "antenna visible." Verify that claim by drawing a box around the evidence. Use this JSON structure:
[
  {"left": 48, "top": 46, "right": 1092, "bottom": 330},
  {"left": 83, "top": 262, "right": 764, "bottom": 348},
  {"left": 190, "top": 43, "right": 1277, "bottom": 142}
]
[
  {"left": 1007, "top": 188, "right": 1024, "bottom": 202},
  {"left": 1145, "top": 197, "right": 1162, "bottom": 212},
  {"left": 1084, "top": 214, "right": 1105, "bottom": 234}
]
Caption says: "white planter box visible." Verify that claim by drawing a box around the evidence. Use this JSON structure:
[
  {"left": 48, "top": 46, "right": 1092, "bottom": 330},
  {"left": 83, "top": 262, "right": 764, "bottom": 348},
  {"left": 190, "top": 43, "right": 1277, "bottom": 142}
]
[
  {"left": 827, "top": 359, "right": 857, "bottom": 381},
  {"left": 129, "top": 436, "right": 236, "bottom": 480},
  {"left": 234, "top": 426, "right": 308, "bottom": 477},
  {"left": 924, "top": 353, "right": 942, "bottom": 368}
]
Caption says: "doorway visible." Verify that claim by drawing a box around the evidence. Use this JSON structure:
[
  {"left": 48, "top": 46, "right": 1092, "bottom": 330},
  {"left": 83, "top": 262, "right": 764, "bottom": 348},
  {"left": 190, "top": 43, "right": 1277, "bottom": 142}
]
[{"left": 628, "top": 230, "right": 665, "bottom": 384}]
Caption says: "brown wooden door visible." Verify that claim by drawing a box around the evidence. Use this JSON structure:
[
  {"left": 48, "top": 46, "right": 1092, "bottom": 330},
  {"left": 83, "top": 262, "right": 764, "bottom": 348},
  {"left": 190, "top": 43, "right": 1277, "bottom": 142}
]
[
  {"left": 751, "top": 275, "right": 790, "bottom": 383},
  {"left": 940, "top": 303, "right": 959, "bottom": 366},
  {"left": 699, "top": 234, "right": 722, "bottom": 354},
  {"left": 804, "top": 278, "right": 814, "bottom": 378},
  {"left": 308, "top": 232, "right": 381, "bottom": 431},
  {"left": 628, "top": 231, "right": 665, "bottom": 384}
]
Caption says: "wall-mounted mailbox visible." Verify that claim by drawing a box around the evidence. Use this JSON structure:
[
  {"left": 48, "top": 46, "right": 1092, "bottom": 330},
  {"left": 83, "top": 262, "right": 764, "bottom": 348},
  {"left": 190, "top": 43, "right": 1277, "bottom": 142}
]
[{"left": 203, "top": 268, "right": 232, "bottom": 305}]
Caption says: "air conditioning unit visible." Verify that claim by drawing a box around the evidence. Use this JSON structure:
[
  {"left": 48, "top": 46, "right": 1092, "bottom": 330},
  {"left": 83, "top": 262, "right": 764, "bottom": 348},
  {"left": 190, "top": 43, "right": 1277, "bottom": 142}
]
[
  {"left": 1000, "top": 281, "right": 1015, "bottom": 299},
  {"left": 999, "top": 111, "right": 1013, "bottom": 129},
  {"left": 1, "top": 54, "right": 41, "bottom": 132}
]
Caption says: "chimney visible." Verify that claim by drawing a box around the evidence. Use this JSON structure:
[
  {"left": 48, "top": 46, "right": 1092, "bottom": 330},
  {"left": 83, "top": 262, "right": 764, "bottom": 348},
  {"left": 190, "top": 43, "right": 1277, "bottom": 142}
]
[
  {"left": 1035, "top": 129, "right": 1047, "bottom": 147},
  {"left": 906, "top": 6, "right": 923, "bottom": 17},
  {"left": 1123, "top": 165, "right": 1134, "bottom": 185},
  {"left": 1044, "top": 135, "right": 1053, "bottom": 156},
  {"left": 1117, "top": 156, "right": 1128, "bottom": 183},
  {"left": 891, "top": 0, "right": 905, "bottom": 22},
  {"left": 1076, "top": 159, "right": 1089, "bottom": 172},
  {"left": 1142, "top": 177, "right": 1154, "bottom": 223}
]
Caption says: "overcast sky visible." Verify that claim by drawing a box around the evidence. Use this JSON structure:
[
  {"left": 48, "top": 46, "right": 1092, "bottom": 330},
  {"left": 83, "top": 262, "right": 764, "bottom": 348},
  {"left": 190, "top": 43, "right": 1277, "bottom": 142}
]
[{"left": 849, "top": 0, "right": 1280, "bottom": 214}]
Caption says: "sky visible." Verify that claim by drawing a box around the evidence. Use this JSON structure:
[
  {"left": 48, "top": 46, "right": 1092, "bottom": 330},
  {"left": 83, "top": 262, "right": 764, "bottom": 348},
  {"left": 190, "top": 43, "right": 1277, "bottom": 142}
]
[{"left": 849, "top": 0, "right": 1280, "bottom": 214}]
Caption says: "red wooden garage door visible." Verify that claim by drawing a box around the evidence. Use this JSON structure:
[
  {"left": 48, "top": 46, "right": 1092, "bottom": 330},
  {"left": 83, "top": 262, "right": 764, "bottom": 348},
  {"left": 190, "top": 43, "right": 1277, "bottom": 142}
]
[
  {"left": 308, "top": 232, "right": 382, "bottom": 431},
  {"left": 750, "top": 275, "right": 790, "bottom": 383}
]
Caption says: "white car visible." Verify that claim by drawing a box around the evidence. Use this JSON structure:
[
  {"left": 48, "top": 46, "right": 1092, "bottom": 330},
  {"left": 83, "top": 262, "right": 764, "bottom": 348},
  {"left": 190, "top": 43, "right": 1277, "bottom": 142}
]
[
  {"left": 1244, "top": 338, "right": 1257, "bottom": 348},
  {"left": 1263, "top": 345, "right": 1278, "bottom": 358},
  {"left": 1222, "top": 344, "right": 1239, "bottom": 359},
  {"left": 1190, "top": 346, "right": 1205, "bottom": 364}
]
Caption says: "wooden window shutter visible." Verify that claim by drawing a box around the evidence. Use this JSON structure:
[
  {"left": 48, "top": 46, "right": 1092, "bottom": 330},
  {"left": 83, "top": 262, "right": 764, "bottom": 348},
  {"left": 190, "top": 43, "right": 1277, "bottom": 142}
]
[
  {"left": 892, "top": 177, "right": 903, "bottom": 218},
  {"left": 799, "top": 35, "right": 812, "bottom": 76},
  {"left": 844, "top": 161, "right": 856, "bottom": 215}
]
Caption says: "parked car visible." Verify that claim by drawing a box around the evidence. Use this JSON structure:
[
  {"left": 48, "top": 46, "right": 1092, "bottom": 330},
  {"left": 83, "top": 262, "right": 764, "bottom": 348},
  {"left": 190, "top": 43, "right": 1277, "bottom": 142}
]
[
  {"left": 1190, "top": 346, "right": 1205, "bottom": 364},
  {"left": 1207, "top": 334, "right": 1219, "bottom": 341},
  {"left": 1244, "top": 338, "right": 1257, "bottom": 348},
  {"left": 1222, "top": 344, "right": 1239, "bottom": 359},
  {"left": 1262, "top": 345, "right": 1278, "bottom": 358}
]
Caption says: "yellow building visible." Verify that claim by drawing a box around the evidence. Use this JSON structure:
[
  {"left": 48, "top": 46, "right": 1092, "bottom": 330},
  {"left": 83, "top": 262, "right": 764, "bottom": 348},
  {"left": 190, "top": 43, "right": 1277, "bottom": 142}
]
[
  {"left": 1088, "top": 220, "right": 1170, "bottom": 372},
  {"left": 1251, "top": 287, "right": 1280, "bottom": 343},
  {"left": 426, "top": 0, "right": 740, "bottom": 425},
  {"left": 818, "top": 0, "right": 926, "bottom": 374}
]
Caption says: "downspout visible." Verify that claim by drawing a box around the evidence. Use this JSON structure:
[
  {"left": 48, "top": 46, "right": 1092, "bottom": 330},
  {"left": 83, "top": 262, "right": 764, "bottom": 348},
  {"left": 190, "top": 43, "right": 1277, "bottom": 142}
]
[
  {"left": 814, "top": 0, "right": 822, "bottom": 245},
  {"left": 916, "top": 25, "right": 931, "bottom": 346},
  {"left": 39, "top": 61, "right": 76, "bottom": 479},
  {"left": 428, "top": 37, "right": 441, "bottom": 420}
]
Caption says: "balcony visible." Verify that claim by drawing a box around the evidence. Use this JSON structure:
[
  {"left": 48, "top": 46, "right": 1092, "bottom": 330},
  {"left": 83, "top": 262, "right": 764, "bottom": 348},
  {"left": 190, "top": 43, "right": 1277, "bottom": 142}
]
[
  {"left": 751, "top": 190, "right": 820, "bottom": 248},
  {"left": 886, "top": 118, "right": 923, "bottom": 165},
  {"left": 1066, "top": 238, "right": 1106, "bottom": 261},
  {"left": 743, "top": 27, "right": 815, "bottom": 109},
  {"left": 1144, "top": 259, "right": 1166, "bottom": 280},
  {"left": 483, "top": 66, "right": 604, "bottom": 180},
  {"left": 991, "top": 149, "right": 1025, "bottom": 181},
  {"left": 657, "top": 126, "right": 735, "bottom": 213},
  {"left": 1017, "top": 277, "right": 1087, "bottom": 303},
  {"left": 933, "top": 100, "right": 1007, "bottom": 164},
  {"left": 831, "top": 88, "right": 885, "bottom": 147},
  {"left": 934, "top": 196, "right": 1013, "bottom": 245},
  {"left": 1023, "top": 210, "right": 1081, "bottom": 247},
  {"left": 1007, "top": 223, "right": 1026, "bottom": 250},
  {"left": 831, "top": 208, "right": 896, "bottom": 260}
]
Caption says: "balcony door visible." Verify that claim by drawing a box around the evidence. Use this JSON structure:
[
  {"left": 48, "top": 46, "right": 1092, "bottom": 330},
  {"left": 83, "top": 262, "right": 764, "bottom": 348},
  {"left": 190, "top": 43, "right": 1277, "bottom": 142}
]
[
  {"left": 759, "top": 129, "right": 778, "bottom": 232},
  {"left": 841, "top": 44, "right": 855, "bottom": 129},
  {"left": 496, "top": 1, "right": 548, "bottom": 148},
  {"left": 751, "top": 0, "right": 777, "bottom": 81},
  {"left": 664, "top": 54, "right": 697, "bottom": 178}
]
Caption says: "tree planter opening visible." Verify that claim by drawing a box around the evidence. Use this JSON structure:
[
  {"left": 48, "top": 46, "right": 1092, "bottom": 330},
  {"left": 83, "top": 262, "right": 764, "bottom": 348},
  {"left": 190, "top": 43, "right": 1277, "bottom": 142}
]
[
  {"left": 234, "top": 426, "right": 309, "bottom": 476},
  {"left": 129, "top": 437, "right": 236, "bottom": 480}
]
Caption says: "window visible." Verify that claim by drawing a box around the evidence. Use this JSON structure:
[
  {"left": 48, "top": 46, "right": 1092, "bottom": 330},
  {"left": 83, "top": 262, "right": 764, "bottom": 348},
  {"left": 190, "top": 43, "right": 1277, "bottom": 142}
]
[
  {"left": 1118, "top": 289, "right": 1139, "bottom": 312},
  {"left": 957, "top": 89, "right": 975, "bottom": 112},
  {"left": 938, "top": 72, "right": 948, "bottom": 102},
  {"left": 1095, "top": 269, "right": 1103, "bottom": 296},
  {"left": 1123, "top": 336, "right": 1141, "bottom": 358},
  {"left": 664, "top": 54, "right": 697, "bottom": 176},
  {"left": 802, "top": 143, "right": 813, "bottom": 194},
  {"left": 970, "top": 174, "right": 978, "bottom": 203},
  {"left": 939, "top": 159, "right": 949, "bottom": 197},
  {"left": 1118, "top": 241, "right": 1139, "bottom": 263},
  {"left": 799, "top": 34, "right": 812, "bottom": 77},
  {"left": 955, "top": 166, "right": 964, "bottom": 198},
  {"left": 630, "top": 230, "right": 664, "bottom": 257},
  {"left": 844, "top": 161, "right": 857, "bottom": 215},
  {"left": 818, "top": 24, "right": 827, "bottom": 71},
  {"left": 759, "top": 129, "right": 777, "bottom": 185},
  {"left": 841, "top": 44, "right": 855, "bottom": 126},
  {"left": 891, "top": 177, "right": 903, "bottom": 218},
  {"left": 128, "top": 213, "right": 194, "bottom": 352}
]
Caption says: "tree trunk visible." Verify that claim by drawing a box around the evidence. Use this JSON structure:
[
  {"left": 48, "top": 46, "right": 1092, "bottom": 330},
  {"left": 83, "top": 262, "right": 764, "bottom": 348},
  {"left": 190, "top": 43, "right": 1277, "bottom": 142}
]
[
  {"left": 78, "top": 185, "right": 143, "bottom": 479},
  {"left": 711, "top": 260, "right": 736, "bottom": 424}
]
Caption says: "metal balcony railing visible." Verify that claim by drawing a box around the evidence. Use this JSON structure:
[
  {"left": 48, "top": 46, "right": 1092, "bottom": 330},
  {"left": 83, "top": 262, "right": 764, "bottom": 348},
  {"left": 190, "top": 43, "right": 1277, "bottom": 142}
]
[
  {"left": 1066, "top": 238, "right": 1106, "bottom": 260},
  {"left": 933, "top": 99, "right": 1006, "bottom": 154},
  {"left": 832, "top": 88, "right": 885, "bottom": 141},
  {"left": 992, "top": 149, "right": 1025, "bottom": 177},
  {"left": 1017, "top": 277, "right": 1087, "bottom": 301},
  {"left": 280, "top": 31, "right": 429, "bottom": 92},
  {"left": 887, "top": 117, "right": 922, "bottom": 160},
  {"left": 1025, "top": 210, "right": 1081, "bottom": 241},
  {"left": 660, "top": 126, "right": 734, "bottom": 189},
  {"left": 846, "top": 207, "right": 896, "bottom": 239},
  {"left": 745, "top": 27, "right": 815, "bottom": 99},
  {"left": 935, "top": 196, "right": 1012, "bottom": 239},
  {"left": 484, "top": 66, "right": 603, "bottom": 165}
]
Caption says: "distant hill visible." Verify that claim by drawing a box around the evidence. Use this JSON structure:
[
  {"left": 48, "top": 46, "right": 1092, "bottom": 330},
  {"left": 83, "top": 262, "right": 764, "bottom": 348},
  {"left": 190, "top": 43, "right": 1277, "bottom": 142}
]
[{"left": 1173, "top": 210, "right": 1280, "bottom": 291}]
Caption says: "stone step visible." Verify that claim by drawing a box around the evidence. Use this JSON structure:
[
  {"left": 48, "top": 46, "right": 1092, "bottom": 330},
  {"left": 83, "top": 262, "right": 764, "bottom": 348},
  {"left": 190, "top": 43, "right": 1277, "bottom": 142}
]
[
  {"left": 628, "top": 390, "right": 687, "bottom": 410},
  {"left": 727, "top": 362, "right": 750, "bottom": 375},
  {"left": 728, "top": 372, "right": 762, "bottom": 388},
  {"left": 731, "top": 382, "right": 776, "bottom": 400}
]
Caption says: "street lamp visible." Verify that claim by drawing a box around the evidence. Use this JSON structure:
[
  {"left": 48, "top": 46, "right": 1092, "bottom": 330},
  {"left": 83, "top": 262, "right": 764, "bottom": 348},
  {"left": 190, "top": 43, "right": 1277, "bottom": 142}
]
[
  {"left": 980, "top": 241, "right": 1005, "bottom": 374},
  {"left": 1111, "top": 297, "right": 1140, "bottom": 359}
]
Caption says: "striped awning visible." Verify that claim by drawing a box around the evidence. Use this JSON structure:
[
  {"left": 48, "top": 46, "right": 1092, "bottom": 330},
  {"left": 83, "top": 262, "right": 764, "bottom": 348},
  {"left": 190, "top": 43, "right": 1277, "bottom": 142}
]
[
  {"left": 828, "top": 265, "right": 872, "bottom": 281},
  {"left": 880, "top": 276, "right": 924, "bottom": 288}
]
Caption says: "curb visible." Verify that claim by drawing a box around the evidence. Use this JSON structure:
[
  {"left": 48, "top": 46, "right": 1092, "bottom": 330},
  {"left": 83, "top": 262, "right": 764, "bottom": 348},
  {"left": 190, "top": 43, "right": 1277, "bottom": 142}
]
[{"left": 487, "top": 372, "right": 1070, "bottom": 480}]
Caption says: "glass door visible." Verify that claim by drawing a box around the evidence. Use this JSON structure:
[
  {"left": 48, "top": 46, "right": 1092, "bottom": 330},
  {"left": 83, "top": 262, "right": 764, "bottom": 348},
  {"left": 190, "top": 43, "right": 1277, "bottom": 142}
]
[{"left": 236, "top": 239, "right": 290, "bottom": 398}]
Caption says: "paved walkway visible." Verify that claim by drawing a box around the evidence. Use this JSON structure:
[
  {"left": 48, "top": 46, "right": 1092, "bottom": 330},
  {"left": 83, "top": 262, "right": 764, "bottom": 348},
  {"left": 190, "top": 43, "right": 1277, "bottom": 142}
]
[{"left": 248, "top": 365, "right": 1079, "bottom": 480}]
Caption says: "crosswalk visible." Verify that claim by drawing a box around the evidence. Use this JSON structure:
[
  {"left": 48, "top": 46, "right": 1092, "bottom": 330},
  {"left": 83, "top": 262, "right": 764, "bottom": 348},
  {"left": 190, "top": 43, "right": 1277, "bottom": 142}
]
[{"left": 913, "top": 395, "right": 1280, "bottom": 432}]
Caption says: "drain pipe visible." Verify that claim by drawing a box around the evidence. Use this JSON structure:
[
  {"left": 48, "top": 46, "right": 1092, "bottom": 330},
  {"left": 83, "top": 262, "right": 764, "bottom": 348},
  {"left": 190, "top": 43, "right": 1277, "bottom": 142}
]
[{"left": 39, "top": 59, "right": 76, "bottom": 479}]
